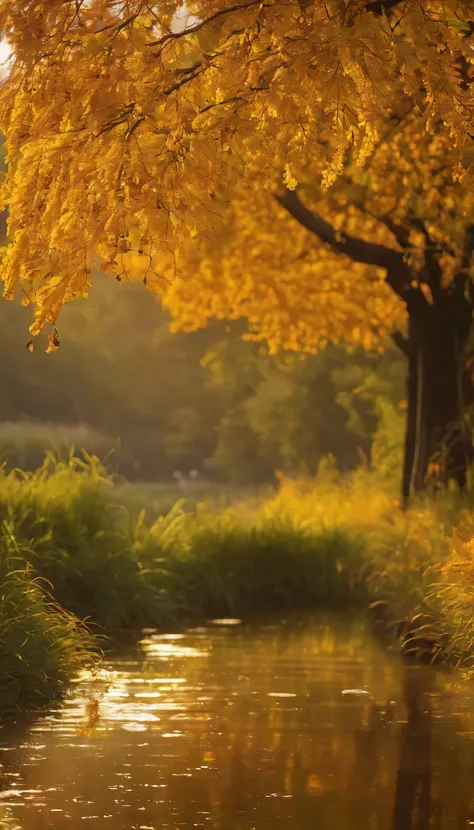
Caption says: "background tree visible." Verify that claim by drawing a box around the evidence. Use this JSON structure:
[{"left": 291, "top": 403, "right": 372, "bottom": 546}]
[
  {"left": 1, "top": 1, "right": 474, "bottom": 495},
  {"left": 0, "top": 277, "right": 404, "bottom": 482},
  {"left": 203, "top": 334, "right": 405, "bottom": 482}
]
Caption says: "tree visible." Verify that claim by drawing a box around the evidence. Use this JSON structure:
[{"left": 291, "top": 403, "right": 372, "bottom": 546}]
[
  {"left": 1, "top": 1, "right": 474, "bottom": 496},
  {"left": 162, "top": 115, "right": 474, "bottom": 499},
  {"left": 203, "top": 336, "right": 387, "bottom": 482}
]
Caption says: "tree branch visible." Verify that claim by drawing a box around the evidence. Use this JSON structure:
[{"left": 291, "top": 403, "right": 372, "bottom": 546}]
[
  {"left": 345, "top": 195, "right": 410, "bottom": 249},
  {"left": 277, "top": 191, "right": 400, "bottom": 269},
  {"left": 95, "top": 11, "right": 140, "bottom": 34},
  {"left": 348, "top": 198, "right": 445, "bottom": 304},
  {"left": 379, "top": 216, "right": 410, "bottom": 249},
  {"left": 277, "top": 189, "right": 412, "bottom": 289},
  {"left": 276, "top": 189, "right": 430, "bottom": 317},
  {"left": 365, "top": 0, "right": 406, "bottom": 14},
  {"left": 145, "top": 1, "right": 268, "bottom": 50}
]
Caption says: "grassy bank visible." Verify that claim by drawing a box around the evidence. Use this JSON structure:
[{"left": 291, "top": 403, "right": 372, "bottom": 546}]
[
  {"left": 0, "top": 527, "right": 95, "bottom": 712},
  {"left": 0, "top": 454, "right": 369, "bottom": 628},
  {"left": 2, "top": 452, "right": 474, "bottom": 711}
]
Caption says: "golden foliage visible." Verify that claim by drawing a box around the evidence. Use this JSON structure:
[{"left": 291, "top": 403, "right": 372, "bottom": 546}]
[{"left": 1, "top": 1, "right": 474, "bottom": 345}]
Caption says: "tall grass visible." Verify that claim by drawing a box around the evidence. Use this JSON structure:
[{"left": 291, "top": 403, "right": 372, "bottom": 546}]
[
  {"left": 0, "top": 454, "right": 372, "bottom": 629},
  {"left": 0, "top": 452, "right": 166, "bottom": 628},
  {"left": 145, "top": 512, "right": 367, "bottom": 619},
  {"left": 4, "top": 448, "right": 474, "bottom": 714},
  {"left": 0, "top": 451, "right": 463, "bottom": 629},
  {"left": 429, "top": 513, "right": 474, "bottom": 665},
  {"left": 267, "top": 464, "right": 454, "bottom": 618},
  {"left": 0, "top": 525, "right": 94, "bottom": 712}
]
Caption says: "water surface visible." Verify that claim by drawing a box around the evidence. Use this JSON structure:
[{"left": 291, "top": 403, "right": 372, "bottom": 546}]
[{"left": 1, "top": 615, "right": 474, "bottom": 829}]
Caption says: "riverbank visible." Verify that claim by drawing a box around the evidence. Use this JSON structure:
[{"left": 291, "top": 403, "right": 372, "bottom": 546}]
[
  {"left": 0, "top": 528, "right": 96, "bottom": 712},
  {"left": 1, "top": 453, "right": 473, "bottom": 712}
]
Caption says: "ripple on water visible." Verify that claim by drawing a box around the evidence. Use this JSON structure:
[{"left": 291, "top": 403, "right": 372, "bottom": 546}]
[{"left": 1, "top": 615, "right": 474, "bottom": 830}]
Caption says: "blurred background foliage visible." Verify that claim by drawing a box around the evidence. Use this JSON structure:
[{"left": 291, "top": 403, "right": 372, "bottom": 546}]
[{"left": 0, "top": 274, "right": 406, "bottom": 484}]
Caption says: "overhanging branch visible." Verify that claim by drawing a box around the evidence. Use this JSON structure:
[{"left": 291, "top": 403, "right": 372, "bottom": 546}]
[
  {"left": 379, "top": 215, "right": 410, "bottom": 249},
  {"left": 276, "top": 189, "right": 413, "bottom": 295},
  {"left": 276, "top": 190, "right": 402, "bottom": 270},
  {"left": 145, "top": 1, "right": 268, "bottom": 50},
  {"left": 348, "top": 198, "right": 445, "bottom": 304},
  {"left": 276, "top": 189, "right": 430, "bottom": 318},
  {"left": 356, "top": 204, "right": 411, "bottom": 252}
]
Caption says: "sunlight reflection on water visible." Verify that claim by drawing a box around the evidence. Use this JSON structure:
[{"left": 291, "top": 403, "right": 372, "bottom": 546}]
[{"left": 2, "top": 615, "right": 474, "bottom": 829}]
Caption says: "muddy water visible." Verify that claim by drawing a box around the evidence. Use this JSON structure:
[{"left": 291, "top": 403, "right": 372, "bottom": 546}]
[{"left": 1, "top": 615, "right": 474, "bottom": 830}]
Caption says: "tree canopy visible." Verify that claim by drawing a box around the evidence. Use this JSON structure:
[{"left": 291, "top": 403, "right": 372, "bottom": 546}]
[{"left": 1, "top": 1, "right": 474, "bottom": 348}]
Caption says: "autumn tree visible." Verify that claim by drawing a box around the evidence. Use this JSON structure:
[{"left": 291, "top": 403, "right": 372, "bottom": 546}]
[
  {"left": 162, "top": 114, "right": 474, "bottom": 499},
  {"left": 1, "top": 0, "right": 474, "bottom": 497}
]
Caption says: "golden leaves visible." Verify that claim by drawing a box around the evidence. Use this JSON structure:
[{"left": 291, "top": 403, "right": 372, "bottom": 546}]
[
  {"left": 161, "top": 182, "right": 405, "bottom": 353},
  {"left": 0, "top": 0, "right": 473, "bottom": 347},
  {"left": 283, "top": 164, "right": 298, "bottom": 191},
  {"left": 46, "top": 326, "right": 60, "bottom": 354}
]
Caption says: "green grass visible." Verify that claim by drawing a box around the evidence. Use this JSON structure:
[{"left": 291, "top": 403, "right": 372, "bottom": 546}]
[
  {"left": 0, "top": 525, "right": 95, "bottom": 713},
  {"left": 0, "top": 453, "right": 165, "bottom": 629},
  {"left": 142, "top": 513, "right": 368, "bottom": 620},
  {"left": 0, "top": 454, "right": 371, "bottom": 630},
  {"left": 0, "top": 453, "right": 459, "bottom": 632},
  {"left": 3, "top": 450, "right": 474, "bottom": 712}
]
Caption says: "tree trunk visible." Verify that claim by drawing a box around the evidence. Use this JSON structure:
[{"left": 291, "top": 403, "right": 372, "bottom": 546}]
[
  {"left": 400, "top": 301, "right": 474, "bottom": 503},
  {"left": 401, "top": 322, "right": 420, "bottom": 503}
]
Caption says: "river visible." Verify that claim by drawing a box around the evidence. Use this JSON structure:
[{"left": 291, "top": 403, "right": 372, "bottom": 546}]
[{"left": 1, "top": 614, "right": 474, "bottom": 829}]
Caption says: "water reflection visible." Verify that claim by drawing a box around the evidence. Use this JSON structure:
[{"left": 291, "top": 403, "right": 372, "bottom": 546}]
[
  {"left": 1, "top": 615, "right": 474, "bottom": 829},
  {"left": 392, "top": 667, "right": 433, "bottom": 830}
]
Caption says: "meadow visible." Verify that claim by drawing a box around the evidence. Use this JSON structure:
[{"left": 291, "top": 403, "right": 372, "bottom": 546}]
[{"left": 1, "top": 451, "right": 474, "bottom": 713}]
